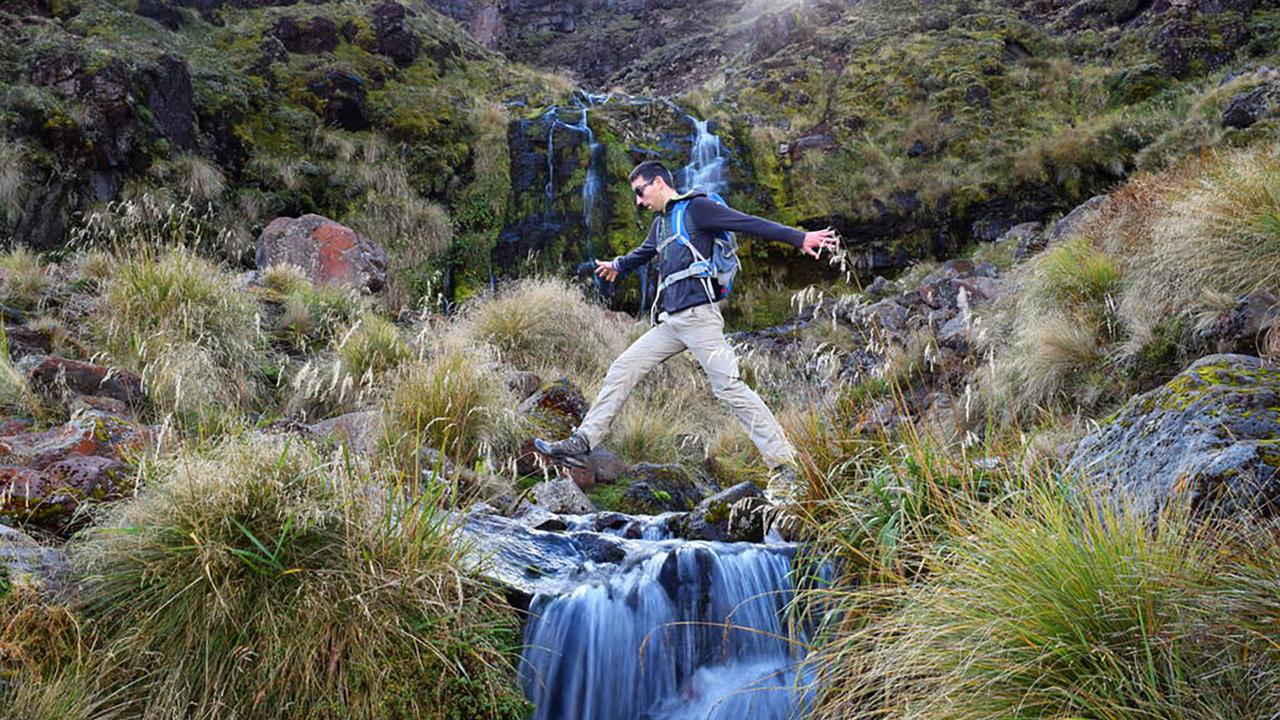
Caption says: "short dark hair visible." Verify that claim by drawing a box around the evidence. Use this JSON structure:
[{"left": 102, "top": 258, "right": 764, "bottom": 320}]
[{"left": 629, "top": 160, "right": 674, "bottom": 188}]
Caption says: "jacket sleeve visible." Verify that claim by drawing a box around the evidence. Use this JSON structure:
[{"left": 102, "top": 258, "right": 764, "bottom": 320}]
[
  {"left": 612, "top": 218, "right": 660, "bottom": 273},
  {"left": 688, "top": 197, "right": 805, "bottom": 249}
]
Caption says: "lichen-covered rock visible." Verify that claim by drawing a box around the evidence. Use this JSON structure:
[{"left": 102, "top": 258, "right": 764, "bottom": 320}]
[
  {"left": 0, "top": 456, "right": 127, "bottom": 532},
  {"left": 0, "top": 410, "right": 147, "bottom": 470},
  {"left": 619, "top": 463, "right": 702, "bottom": 515},
  {"left": 1067, "top": 354, "right": 1280, "bottom": 519},
  {"left": 256, "top": 214, "right": 389, "bottom": 292},
  {"left": 0, "top": 524, "right": 69, "bottom": 597},
  {"left": 672, "top": 481, "right": 767, "bottom": 543}
]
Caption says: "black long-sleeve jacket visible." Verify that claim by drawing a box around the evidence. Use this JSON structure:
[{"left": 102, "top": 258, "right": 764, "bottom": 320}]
[{"left": 612, "top": 191, "right": 806, "bottom": 317}]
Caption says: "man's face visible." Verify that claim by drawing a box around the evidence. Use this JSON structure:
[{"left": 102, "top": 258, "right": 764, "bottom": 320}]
[{"left": 631, "top": 175, "right": 663, "bottom": 213}]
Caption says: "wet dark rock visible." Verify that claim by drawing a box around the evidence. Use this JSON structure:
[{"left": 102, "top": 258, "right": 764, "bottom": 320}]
[
  {"left": 619, "top": 463, "right": 701, "bottom": 514},
  {"left": 270, "top": 15, "right": 340, "bottom": 54},
  {"left": 570, "top": 532, "right": 626, "bottom": 564},
  {"left": 141, "top": 55, "right": 197, "bottom": 151},
  {"left": 673, "top": 481, "right": 767, "bottom": 543},
  {"left": 459, "top": 511, "right": 592, "bottom": 600},
  {"left": 256, "top": 214, "right": 388, "bottom": 292},
  {"left": 1067, "top": 355, "right": 1280, "bottom": 519},
  {"left": 1222, "top": 81, "right": 1280, "bottom": 129}
]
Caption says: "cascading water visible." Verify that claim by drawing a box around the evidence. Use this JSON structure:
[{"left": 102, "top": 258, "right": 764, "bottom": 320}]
[
  {"left": 680, "top": 117, "right": 728, "bottom": 195},
  {"left": 518, "top": 531, "right": 809, "bottom": 720},
  {"left": 541, "top": 93, "right": 612, "bottom": 291}
]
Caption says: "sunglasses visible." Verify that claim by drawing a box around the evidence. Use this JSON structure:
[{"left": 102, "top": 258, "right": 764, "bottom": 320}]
[{"left": 633, "top": 178, "right": 656, "bottom": 197}]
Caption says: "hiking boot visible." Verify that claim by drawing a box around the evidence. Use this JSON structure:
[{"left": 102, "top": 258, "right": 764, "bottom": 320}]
[
  {"left": 764, "top": 464, "right": 801, "bottom": 505},
  {"left": 533, "top": 431, "right": 591, "bottom": 468}
]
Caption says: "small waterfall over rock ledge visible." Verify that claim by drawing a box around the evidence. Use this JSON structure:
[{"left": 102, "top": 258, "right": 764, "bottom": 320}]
[{"left": 463, "top": 510, "right": 810, "bottom": 720}]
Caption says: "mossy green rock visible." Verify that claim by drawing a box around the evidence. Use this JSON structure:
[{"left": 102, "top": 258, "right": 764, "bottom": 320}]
[
  {"left": 1068, "top": 354, "right": 1280, "bottom": 519},
  {"left": 618, "top": 463, "right": 702, "bottom": 515}
]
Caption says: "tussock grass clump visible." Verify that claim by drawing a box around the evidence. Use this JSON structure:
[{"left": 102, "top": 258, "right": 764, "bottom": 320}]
[
  {"left": 459, "top": 277, "right": 624, "bottom": 380},
  {"left": 0, "top": 137, "right": 27, "bottom": 221},
  {"left": 286, "top": 313, "right": 411, "bottom": 421},
  {"left": 97, "top": 247, "right": 264, "bottom": 428},
  {"left": 1127, "top": 145, "right": 1280, "bottom": 316},
  {"left": 262, "top": 264, "right": 367, "bottom": 351},
  {"left": 0, "top": 247, "right": 52, "bottom": 310},
  {"left": 985, "top": 236, "right": 1125, "bottom": 418},
  {"left": 807, "top": 493, "right": 1280, "bottom": 720},
  {"left": 74, "top": 436, "right": 529, "bottom": 720},
  {"left": 0, "top": 329, "right": 50, "bottom": 422},
  {"left": 381, "top": 342, "right": 522, "bottom": 472}
]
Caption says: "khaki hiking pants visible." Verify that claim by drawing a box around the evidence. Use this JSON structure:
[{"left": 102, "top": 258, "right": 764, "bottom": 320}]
[{"left": 576, "top": 302, "right": 797, "bottom": 469}]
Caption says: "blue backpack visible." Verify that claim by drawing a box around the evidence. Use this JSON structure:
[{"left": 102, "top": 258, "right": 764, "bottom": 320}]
[{"left": 656, "top": 191, "right": 740, "bottom": 303}]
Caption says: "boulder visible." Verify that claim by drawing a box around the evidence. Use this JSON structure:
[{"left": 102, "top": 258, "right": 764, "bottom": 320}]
[
  {"left": 270, "top": 15, "right": 340, "bottom": 54},
  {"left": 531, "top": 476, "right": 596, "bottom": 514},
  {"left": 517, "top": 378, "right": 588, "bottom": 440},
  {"left": 619, "top": 463, "right": 702, "bottom": 515},
  {"left": 506, "top": 370, "right": 542, "bottom": 400},
  {"left": 370, "top": 0, "right": 422, "bottom": 66},
  {"left": 256, "top": 214, "right": 388, "bottom": 292},
  {"left": 1067, "top": 354, "right": 1280, "bottom": 519},
  {"left": 0, "top": 456, "right": 127, "bottom": 532},
  {"left": 306, "top": 410, "right": 383, "bottom": 456},
  {"left": 0, "top": 524, "right": 69, "bottom": 596},
  {"left": 1193, "top": 291, "right": 1279, "bottom": 355},
  {"left": 1046, "top": 194, "right": 1107, "bottom": 245},
  {"left": 0, "top": 410, "right": 147, "bottom": 470},
  {"left": 672, "top": 481, "right": 767, "bottom": 543},
  {"left": 586, "top": 448, "right": 628, "bottom": 484},
  {"left": 1221, "top": 81, "right": 1280, "bottom": 129}
]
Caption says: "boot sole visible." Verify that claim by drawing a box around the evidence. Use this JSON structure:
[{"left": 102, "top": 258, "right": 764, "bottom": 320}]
[{"left": 532, "top": 439, "right": 589, "bottom": 468}]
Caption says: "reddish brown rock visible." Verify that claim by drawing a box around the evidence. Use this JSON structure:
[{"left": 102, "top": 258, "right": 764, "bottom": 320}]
[
  {"left": 0, "top": 456, "right": 127, "bottom": 531},
  {"left": 24, "top": 355, "right": 144, "bottom": 408},
  {"left": 255, "top": 214, "right": 388, "bottom": 292}
]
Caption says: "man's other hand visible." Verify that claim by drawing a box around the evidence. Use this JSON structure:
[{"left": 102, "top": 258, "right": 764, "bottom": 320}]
[
  {"left": 594, "top": 259, "right": 619, "bottom": 281},
  {"left": 801, "top": 228, "right": 840, "bottom": 259}
]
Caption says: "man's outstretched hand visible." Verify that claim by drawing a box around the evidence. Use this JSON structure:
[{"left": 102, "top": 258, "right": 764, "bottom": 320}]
[
  {"left": 594, "top": 259, "right": 619, "bottom": 282},
  {"left": 801, "top": 228, "right": 840, "bottom": 259}
]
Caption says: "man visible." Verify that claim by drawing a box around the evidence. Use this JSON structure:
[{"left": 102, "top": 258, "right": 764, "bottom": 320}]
[{"left": 534, "top": 160, "right": 839, "bottom": 502}]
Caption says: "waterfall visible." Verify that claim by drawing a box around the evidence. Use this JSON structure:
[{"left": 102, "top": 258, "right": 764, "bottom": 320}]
[
  {"left": 680, "top": 117, "right": 728, "bottom": 195},
  {"left": 519, "top": 541, "right": 807, "bottom": 720},
  {"left": 541, "top": 92, "right": 612, "bottom": 291}
]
